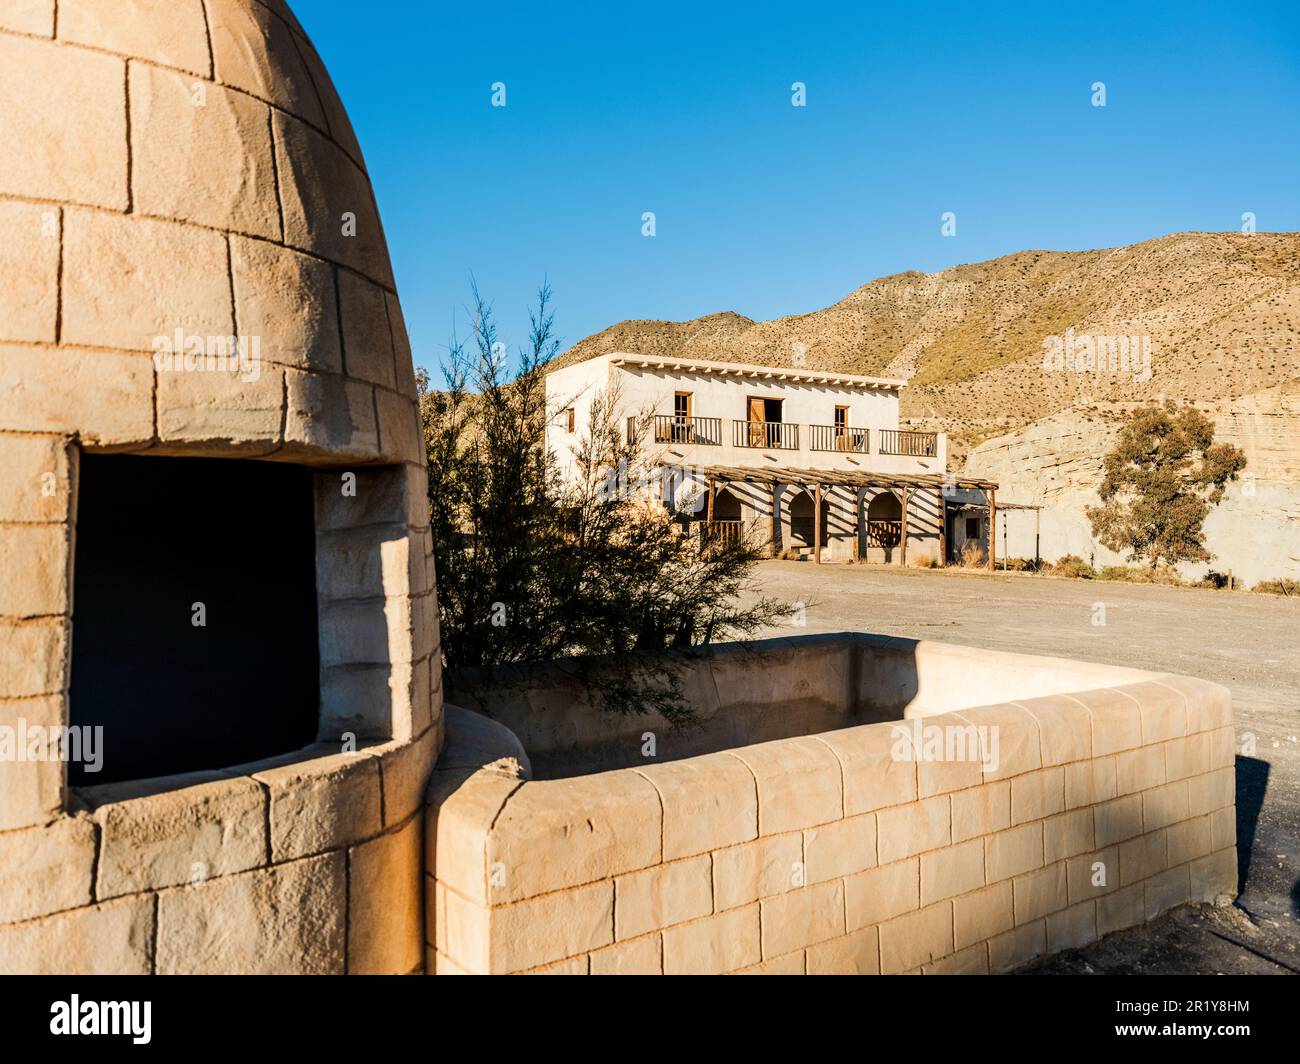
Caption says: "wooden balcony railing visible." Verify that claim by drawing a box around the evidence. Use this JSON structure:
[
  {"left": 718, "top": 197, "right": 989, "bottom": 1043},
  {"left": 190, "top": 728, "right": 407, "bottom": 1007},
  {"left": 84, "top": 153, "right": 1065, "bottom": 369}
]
[
  {"left": 732, "top": 420, "right": 799, "bottom": 450},
  {"left": 651, "top": 414, "right": 722, "bottom": 446},
  {"left": 878, "top": 429, "right": 938, "bottom": 457},
  {"left": 700, "top": 519, "right": 744, "bottom": 548},
  {"left": 810, "top": 425, "right": 869, "bottom": 453}
]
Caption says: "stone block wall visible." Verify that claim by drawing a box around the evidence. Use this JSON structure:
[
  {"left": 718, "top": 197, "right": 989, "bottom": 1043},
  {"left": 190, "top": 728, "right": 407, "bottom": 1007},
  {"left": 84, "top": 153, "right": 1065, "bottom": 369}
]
[
  {"left": 0, "top": 1, "right": 442, "bottom": 974},
  {"left": 426, "top": 657, "right": 1237, "bottom": 974}
]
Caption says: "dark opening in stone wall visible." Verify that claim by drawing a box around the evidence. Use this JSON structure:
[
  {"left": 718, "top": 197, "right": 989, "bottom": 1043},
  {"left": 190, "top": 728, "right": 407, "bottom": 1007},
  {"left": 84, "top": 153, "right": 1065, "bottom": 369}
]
[{"left": 69, "top": 454, "right": 320, "bottom": 786}]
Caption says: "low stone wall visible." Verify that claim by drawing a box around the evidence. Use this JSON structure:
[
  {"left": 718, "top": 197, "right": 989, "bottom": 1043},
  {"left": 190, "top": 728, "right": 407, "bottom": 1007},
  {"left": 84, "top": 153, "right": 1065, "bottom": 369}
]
[{"left": 426, "top": 639, "right": 1237, "bottom": 975}]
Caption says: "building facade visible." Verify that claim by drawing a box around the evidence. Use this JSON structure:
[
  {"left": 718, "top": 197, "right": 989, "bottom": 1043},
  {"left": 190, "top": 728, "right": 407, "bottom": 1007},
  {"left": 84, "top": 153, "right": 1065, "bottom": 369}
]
[{"left": 545, "top": 353, "right": 995, "bottom": 565}]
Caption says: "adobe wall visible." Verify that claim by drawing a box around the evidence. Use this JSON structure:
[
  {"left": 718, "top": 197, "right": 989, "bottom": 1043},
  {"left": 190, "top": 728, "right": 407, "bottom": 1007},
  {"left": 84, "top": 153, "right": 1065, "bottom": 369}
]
[{"left": 427, "top": 641, "right": 1237, "bottom": 974}]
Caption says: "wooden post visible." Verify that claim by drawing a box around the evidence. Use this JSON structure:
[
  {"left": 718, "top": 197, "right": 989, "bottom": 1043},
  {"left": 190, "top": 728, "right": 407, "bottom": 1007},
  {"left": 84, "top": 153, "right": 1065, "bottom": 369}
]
[
  {"left": 938, "top": 494, "right": 947, "bottom": 567},
  {"left": 855, "top": 489, "right": 862, "bottom": 562},
  {"left": 707, "top": 477, "right": 715, "bottom": 524},
  {"left": 987, "top": 489, "right": 997, "bottom": 571},
  {"left": 770, "top": 482, "right": 779, "bottom": 556},
  {"left": 1035, "top": 507, "right": 1040, "bottom": 571},
  {"left": 899, "top": 486, "right": 908, "bottom": 567},
  {"left": 814, "top": 482, "right": 823, "bottom": 564}
]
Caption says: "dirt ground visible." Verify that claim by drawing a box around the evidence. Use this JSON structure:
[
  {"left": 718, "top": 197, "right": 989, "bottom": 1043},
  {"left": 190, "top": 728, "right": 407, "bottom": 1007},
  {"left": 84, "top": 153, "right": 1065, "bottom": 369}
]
[{"left": 745, "top": 560, "right": 1300, "bottom": 975}]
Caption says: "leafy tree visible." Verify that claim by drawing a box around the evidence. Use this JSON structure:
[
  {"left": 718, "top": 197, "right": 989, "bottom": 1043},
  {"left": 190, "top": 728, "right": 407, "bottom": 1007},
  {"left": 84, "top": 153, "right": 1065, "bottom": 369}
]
[
  {"left": 418, "top": 283, "right": 783, "bottom": 725},
  {"left": 1085, "top": 403, "right": 1246, "bottom": 570}
]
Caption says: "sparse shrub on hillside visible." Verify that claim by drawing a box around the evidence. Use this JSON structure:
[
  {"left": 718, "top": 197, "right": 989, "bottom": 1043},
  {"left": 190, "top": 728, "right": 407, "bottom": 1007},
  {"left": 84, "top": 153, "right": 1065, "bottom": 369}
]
[
  {"left": 1049, "top": 554, "right": 1095, "bottom": 579},
  {"left": 1253, "top": 578, "right": 1298, "bottom": 596},
  {"left": 1085, "top": 403, "right": 1246, "bottom": 570}
]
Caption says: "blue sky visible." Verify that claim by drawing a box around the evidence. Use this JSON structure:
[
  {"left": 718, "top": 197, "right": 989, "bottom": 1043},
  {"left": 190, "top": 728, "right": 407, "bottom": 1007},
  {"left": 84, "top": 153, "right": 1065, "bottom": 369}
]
[{"left": 294, "top": 0, "right": 1300, "bottom": 377}]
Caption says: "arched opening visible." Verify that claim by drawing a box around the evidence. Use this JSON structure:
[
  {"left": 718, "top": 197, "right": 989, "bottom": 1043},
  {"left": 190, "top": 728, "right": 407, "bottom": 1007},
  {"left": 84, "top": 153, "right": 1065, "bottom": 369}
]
[
  {"left": 788, "top": 489, "right": 828, "bottom": 549},
  {"left": 866, "top": 491, "right": 902, "bottom": 556},
  {"left": 703, "top": 487, "right": 744, "bottom": 547}
]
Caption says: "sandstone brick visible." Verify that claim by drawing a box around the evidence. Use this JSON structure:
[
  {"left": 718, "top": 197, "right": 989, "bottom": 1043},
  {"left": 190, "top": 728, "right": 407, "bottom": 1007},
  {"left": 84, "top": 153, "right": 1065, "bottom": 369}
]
[
  {"left": 1064, "top": 756, "right": 1116, "bottom": 809},
  {"left": 735, "top": 949, "right": 806, "bottom": 975},
  {"left": 290, "top": 31, "right": 367, "bottom": 167},
  {"left": 806, "top": 927, "right": 879, "bottom": 975},
  {"left": 1017, "top": 694, "right": 1093, "bottom": 765},
  {"left": 1043, "top": 807, "right": 1094, "bottom": 863},
  {"left": 730, "top": 736, "right": 842, "bottom": 836},
  {"left": 1066, "top": 847, "right": 1119, "bottom": 904},
  {"left": 803, "top": 814, "right": 877, "bottom": 883},
  {"left": 0, "top": 435, "right": 72, "bottom": 523},
  {"left": 662, "top": 904, "right": 760, "bottom": 975},
  {"left": 760, "top": 879, "right": 844, "bottom": 957},
  {"left": 488, "top": 771, "right": 660, "bottom": 901},
  {"left": 318, "top": 661, "right": 404, "bottom": 740},
  {"left": 1094, "top": 792, "right": 1144, "bottom": 847},
  {"left": 920, "top": 838, "right": 984, "bottom": 905},
  {"left": 1046, "top": 899, "right": 1097, "bottom": 952},
  {"left": 951, "top": 781, "right": 1010, "bottom": 842},
  {"left": 989, "top": 919, "right": 1045, "bottom": 973},
  {"left": 1165, "top": 731, "right": 1213, "bottom": 783},
  {"left": 339, "top": 269, "right": 397, "bottom": 389},
  {"left": 155, "top": 363, "right": 284, "bottom": 451},
  {"left": 0, "top": 523, "right": 68, "bottom": 617},
  {"left": 923, "top": 942, "right": 988, "bottom": 974},
  {"left": 313, "top": 461, "right": 410, "bottom": 532},
  {"left": 1143, "top": 779, "right": 1190, "bottom": 832},
  {"left": 845, "top": 857, "right": 920, "bottom": 931},
  {"left": 59, "top": 0, "right": 212, "bottom": 75},
  {"left": 85, "top": 770, "right": 266, "bottom": 898},
  {"left": 637, "top": 752, "right": 757, "bottom": 860},
  {"left": 1154, "top": 675, "right": 1231, "bottom": 734},
  {"left": 0, "top": 201, "right": 59, "bottom": 343},
  {"left": 615, "top": 855, "right": 712, "bottom": 941},
  {"left": 318, "top": 595, "right": 411, "bottom": 667},
  {"left": 985, "top": 822, "right": 1042, "bottom": 881},
  {"left": 953, "top": 880, "right": 1013, "bottom": 951},
  {"left": 1076, "top": 686, "right": 1144, "bottom": 755},
  {"left": 1123, "top": 681, "right": 1188, "bottom": 743},
  {"left": 273, "top": 110, "right": 393, "bottom": 287},
  {"left": 816, "top": 721, "right": 917, "bottom": 815},
  {"left": 915, "top": 712, "right": 985, "bottom": 797},
  {"left": 712, "top": 832, "right": 802, "bottom": 910},
  {"left": 1167, "top": 814, "right": 1214, "bottom": 867},
  {"left": 0, "top": 696, "right": 65, "bottom": 829},
  {"left": 1209, "top": 725, "right": 1236, "bottom": 770},
  {"left": 1188, "top": 767, "right": 1234, "bottom": 817},
  {"left": 1189, "top": 847, "right": 1237, "bottom": 903},
  {"left": 955, "top": 702, "right": 1040, "bottom": 782},
  {"left": 1010, "top": 766, "right": 1064, "bottom": 825},
  {"left": 1097, "top": 881, "right": 1146, "bottom": 935},
  {"left": 1115, "top": 744, "right": 1165, "bottom": 795},
  {"left": 62, "top": 210, "right": 232, "bottom": 352},
  {"left": 373, "top": 727, "right": 437, "bottom": 824},
  {"left": 0, "top": 618, "right": 67, "bottom": 698},
  {"left": 878, "top": 901, "right": 953, "bottom": 974},
  {"left": 231, "top": 237, "right": 342, "bottom": 372},
  {"left": 157, "top": 852, "right": 346, "bottom": 973},
  {"left": 877, "top": 794, "right": 950, "bottom": 864},
  {"left": 0, "top": 35, "right": 126, "bottom": 208},
  {"left": 1013, "top": 861, "right": 1067, "bottom": 925},
  {"left": 590, "top": 933, "right": 662, "bottom": 975},
  {"left": 0, "top": 814, "right": 95, "bottom": 923},
  {"left": 437, "top": 885, "right": 489, "bottom": 972},
  {"left": 387, "top": 292, "right": 418, "bottom": 397},
  {"left": 0, "top": 895, "right": 153, "bottom": 975},
  {"left": 1209, "top": 806, "right": 1236, "bottom": 851},
  {"left": 207, "top": 0, "right": 325, "bottom": 127},
  {"left": 376, "top": 387, "right": 423, "bottom": 463},
  {"left": 314, "top": 523, "right": 406, "bottom": 602},
  {"left": 1144, "top": 864, "right": 1191, "bottom": 919},
  {"left": 0, "top": 0, "right": 53, "bottom": 35},
  {"left": 348, "top": 819, "right": 422, "bottom": 974},
  {"left": 0, "top": 345, "right": 153, "bottom": 447},
  {"left": 245, "top": 745, "right": 382, "bottom": 861},
  {"left": 130, "top": 64, "right": 279, "bottom": 239}
]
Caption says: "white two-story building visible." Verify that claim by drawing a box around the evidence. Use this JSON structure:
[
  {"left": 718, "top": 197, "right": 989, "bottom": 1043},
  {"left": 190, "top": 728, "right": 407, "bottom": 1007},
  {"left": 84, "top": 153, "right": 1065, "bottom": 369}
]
[{"left": 545, "top": 352, "right": 999, "bottom": 566}]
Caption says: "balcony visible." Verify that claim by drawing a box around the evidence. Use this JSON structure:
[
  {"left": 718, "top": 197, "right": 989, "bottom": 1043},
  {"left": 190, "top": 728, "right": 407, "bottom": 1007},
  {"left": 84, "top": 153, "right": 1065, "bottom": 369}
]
[
  {"left": 733, "top": 420, "right": 800, "bottom": 450},
  {"left": 879, "top": 429, "right": 938, "bottom": 457},
  {"left": 650, "top": 414, "right": 723, "bottom": 446},
  {"left": 810, "top": 424, "right": 869, "bottom": 453}
]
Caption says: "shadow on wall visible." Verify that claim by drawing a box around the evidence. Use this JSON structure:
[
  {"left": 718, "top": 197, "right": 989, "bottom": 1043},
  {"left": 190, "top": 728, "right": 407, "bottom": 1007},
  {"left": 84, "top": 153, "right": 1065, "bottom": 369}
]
[{"left": 1233, "top": 755, "right": 1268, "bottom": 900}]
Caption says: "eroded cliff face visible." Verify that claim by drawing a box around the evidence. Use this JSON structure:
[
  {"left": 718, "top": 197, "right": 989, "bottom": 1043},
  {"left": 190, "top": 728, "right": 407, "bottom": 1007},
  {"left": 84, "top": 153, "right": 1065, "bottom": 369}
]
[{"left": 961, "top": 384, "right": 1300, "bottom": 586}]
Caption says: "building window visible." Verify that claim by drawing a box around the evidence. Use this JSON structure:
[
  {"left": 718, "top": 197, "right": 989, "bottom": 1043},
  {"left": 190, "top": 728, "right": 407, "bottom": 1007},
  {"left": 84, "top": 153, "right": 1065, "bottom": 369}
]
[
  {"left": 965, "top": 517, "right": 981, "bottom": 539},
  {"left": 565, "top": 407, "right": 575, "bottom": 432},
  {"left": 674, "top": 391, "right": 692, "bottom": 420},
  {"left": 834, "top": 405, "right": 848, "bottom": 435},
  {"left": 69, "top": 455, "right": 319, "bottom": 785}
]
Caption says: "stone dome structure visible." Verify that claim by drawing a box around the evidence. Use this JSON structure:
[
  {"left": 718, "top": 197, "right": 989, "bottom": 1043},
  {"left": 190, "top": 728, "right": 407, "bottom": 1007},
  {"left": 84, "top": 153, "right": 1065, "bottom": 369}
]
[{"left": 0, "top": 0, "right": 441, "bottom": 973}]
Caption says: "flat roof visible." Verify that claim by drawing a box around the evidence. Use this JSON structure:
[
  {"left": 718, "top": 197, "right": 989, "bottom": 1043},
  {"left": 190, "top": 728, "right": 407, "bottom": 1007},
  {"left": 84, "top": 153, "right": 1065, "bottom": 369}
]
[{"left": 605, "top": 352, "right": 907, "bottom": 391}]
